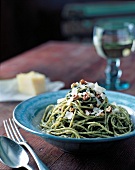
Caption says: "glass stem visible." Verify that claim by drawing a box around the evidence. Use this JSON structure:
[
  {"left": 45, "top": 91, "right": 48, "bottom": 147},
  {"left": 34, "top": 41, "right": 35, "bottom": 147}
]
[{"left": 105, "top": 59, "right": 122, "bottom": 88}]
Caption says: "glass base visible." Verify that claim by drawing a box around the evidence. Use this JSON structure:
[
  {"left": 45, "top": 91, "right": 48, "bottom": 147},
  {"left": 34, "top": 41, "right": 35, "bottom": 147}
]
[{"left": 97, "top": 79, "right": 130, "bottom": 90}]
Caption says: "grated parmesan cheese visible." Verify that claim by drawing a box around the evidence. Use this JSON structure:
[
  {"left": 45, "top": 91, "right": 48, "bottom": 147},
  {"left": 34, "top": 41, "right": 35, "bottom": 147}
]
[
  {"left": 71, "top": 88, "right": 78, "bottom": 96},
  {"left": 94, "top": 82, "right": 106, "bottom": 94},
  {"left": 66, "top": 97, "right": 73, "bottom": 105},
  {"left": 101, "top": 93, "right": 106, "bottom": 99},
  {"left": 65, "top": 111, "right": 74, "bottom": 119},
  {"left": 57, "top": 98, "right": 65, "bottom": 104}
]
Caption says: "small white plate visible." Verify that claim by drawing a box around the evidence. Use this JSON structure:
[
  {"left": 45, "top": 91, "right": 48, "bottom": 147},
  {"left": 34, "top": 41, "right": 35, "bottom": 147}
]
[{"left": 0, "top": 78, "right": 65, "bottom": 102}]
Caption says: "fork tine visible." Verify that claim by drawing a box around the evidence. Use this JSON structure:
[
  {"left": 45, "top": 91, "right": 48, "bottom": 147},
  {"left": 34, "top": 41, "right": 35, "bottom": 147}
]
[
  {"left": 3, "top": 120, "right": 10, "bottom": 138},
  {"left": 8, "top": 118, "right": 21, "bottom": 142},
  {"left": 3, "top": 120, "right": 15, "bottom": 141},
  {"left": 12, "top": 118, "right": 25, "bottom": 142}
]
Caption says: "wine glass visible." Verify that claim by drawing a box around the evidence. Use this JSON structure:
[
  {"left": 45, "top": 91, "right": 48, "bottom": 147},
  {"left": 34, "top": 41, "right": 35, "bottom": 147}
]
[{"left": 93, "top": 20, "right": 135, "bottom": 90}]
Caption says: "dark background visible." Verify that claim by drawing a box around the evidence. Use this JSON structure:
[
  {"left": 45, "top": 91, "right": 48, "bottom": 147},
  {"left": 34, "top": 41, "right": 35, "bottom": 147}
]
[{"left": 1, "top": 0, "right": 133, "bottom": 62}]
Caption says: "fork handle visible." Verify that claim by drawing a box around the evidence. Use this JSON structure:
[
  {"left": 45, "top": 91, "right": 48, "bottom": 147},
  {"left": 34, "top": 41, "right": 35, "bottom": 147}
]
[
  {"left": 21, "top": 142, "right": 49, "bottom": 170},
  {"left": 24, "top": 164, "right": 34, "bottom": 170}
]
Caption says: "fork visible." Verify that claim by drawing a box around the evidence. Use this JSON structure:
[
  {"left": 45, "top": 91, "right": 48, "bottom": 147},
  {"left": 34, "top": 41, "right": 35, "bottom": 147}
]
[{"left": 3, "top": 118, "right": 49, "bottom": 170}]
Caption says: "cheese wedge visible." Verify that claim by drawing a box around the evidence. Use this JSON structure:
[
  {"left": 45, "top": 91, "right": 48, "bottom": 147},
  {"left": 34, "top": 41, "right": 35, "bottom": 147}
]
[{"left": 16, "top": 71, "right": 46, "bottom": 95}]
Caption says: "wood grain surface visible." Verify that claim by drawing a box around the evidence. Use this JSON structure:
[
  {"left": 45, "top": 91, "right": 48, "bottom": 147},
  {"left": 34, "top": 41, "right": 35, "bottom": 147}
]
[{"left": 0, "top": 41, "right": 135, "bottom": 170}]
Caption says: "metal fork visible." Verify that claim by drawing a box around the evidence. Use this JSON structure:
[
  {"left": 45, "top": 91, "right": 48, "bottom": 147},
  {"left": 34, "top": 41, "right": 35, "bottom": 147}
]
[{"left": 3, "top": 118, "right": 49, "bottom": 170}]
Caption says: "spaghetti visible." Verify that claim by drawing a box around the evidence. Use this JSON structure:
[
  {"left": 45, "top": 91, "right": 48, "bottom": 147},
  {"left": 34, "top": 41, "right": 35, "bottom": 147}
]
[{"left": 40, "top": 79, "right": 134, "bottom": 138}]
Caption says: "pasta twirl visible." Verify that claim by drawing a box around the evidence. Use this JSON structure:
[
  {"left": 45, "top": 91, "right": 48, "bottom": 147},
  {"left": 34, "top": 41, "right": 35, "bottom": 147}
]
[{"left": 40, "top": 79, "right": 134, "bottom": 138}]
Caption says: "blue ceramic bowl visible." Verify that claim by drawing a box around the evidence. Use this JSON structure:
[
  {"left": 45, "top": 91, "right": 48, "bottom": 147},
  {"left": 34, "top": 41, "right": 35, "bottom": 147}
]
[{"left": 13, "top": 90, "right": 135, "bottom": 153}]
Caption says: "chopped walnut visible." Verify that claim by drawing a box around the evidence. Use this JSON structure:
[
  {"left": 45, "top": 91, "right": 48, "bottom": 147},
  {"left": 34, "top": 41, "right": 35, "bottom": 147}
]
[
  {"left": 69, "top": 107, "right": 75, "bottom": 112},
  {"left": 73, "top": 94, "right": 79, "bottom": 100},
  {"left": 96, "top": 94, "right": 101, "bottom": 99},
  {"left": 80, "top": 79, "right": 87, "bottom": 84},
  {"left": 100, "top": 112, "right": 105, "bottom": 116},
  {"left": 106, "top": 106, "right": 112, "bottom": 113},
  {"left": 71, "top": 83, "right": 77, "bottom": 88},
  {"left": 83, "top": 92, "right": 90, "bottom": 101}
]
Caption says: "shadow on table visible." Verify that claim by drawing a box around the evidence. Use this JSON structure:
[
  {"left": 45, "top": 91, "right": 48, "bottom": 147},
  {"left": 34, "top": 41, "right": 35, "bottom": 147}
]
[{"left": 62, "top": 137, "right": 135, "bottom": 170}]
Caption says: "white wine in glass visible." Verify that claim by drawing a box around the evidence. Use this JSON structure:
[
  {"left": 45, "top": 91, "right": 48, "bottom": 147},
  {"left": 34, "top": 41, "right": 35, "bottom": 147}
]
[{"left": 93, "top": 20, "right": 135, "bottom": 90}]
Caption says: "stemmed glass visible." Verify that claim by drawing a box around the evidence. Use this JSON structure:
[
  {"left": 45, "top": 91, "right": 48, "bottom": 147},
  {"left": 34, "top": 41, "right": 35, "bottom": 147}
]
[{"left": 93, "top": 20, "right": 135, "bottom": 90}]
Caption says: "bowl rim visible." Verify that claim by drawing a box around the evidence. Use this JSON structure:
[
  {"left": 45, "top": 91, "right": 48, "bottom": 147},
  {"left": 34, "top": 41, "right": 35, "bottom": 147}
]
[{"left": 13, "top": 90, "right": 135, "bottom": 143}]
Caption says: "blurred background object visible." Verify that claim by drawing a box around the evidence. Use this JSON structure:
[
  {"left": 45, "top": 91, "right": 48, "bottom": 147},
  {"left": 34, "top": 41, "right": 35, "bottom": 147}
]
[
  {"left": 61, "top": 2, "right": 135, "bottom": 43},
  {"left": 1, "top": 0, "right": 135, "bottom": 62},
  {"left": 93, "top": 20, "right": 135, "bottom": 90}
]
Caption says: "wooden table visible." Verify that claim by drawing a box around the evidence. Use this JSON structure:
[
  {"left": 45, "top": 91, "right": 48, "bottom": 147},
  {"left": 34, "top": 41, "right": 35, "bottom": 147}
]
[{"left": 0, "top": 41, "right": 135, "bottom": 170}]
